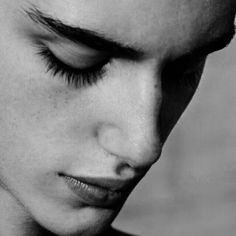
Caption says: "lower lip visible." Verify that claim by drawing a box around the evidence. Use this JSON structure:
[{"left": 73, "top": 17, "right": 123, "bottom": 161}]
[{"left": 62, "top": 175, "right": 127, "bottom": 208}]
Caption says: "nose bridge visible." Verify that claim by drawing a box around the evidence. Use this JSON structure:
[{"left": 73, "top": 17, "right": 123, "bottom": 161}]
[
  {"left": 97, "top": 62, "right": 162, "bottom": 168},
  {"left": 127, "top": 64, "right": 162, "bottom": 158}
]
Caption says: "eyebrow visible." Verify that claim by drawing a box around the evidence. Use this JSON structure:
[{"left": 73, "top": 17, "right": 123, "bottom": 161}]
[
  {"left": 190, "top": 27, "right": 235, "bottom": 57},
  {"left": 25, "top": 8, "right": 143, "bottom": 60},
  {"left": 26, "top": 7, "right": 235, "bottom": 61}
]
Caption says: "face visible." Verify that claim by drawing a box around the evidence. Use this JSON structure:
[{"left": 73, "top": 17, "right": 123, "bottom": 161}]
[{"left": 0, "top": 0, "right": 235, "bottom": 235}]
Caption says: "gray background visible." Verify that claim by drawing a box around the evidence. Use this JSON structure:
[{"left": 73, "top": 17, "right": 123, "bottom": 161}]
[{"left": 114, "top": 36, "right": 236, "bottom": 236}]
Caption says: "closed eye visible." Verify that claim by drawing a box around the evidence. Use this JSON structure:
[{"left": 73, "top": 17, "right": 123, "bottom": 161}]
[{"left": 36, "top": 43, "right": 111, "bottom": 88}]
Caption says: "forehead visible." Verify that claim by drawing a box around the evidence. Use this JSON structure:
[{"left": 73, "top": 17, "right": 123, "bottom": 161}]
[{"left": 29, "top": 0, "right": 235, "bottom": 55}]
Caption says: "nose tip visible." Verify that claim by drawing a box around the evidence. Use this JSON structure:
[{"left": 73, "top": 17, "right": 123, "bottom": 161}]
[
  {"left": 95, "top": 62, "right": 163, "bottom": 173},
  {"left": 96, "top": 122, "right": 162, "bottom": 172}
]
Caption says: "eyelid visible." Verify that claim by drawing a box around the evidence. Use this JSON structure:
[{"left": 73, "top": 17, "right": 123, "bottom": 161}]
[
  {"left": 36, "top": 43, "right": 110, "bottom": 88},
  {"left": 51, "top": 37, "right": 108, "bottom": 56},
  {"left": 38, "top": 44, "right": 111, "bottom": 72},
  {"left": 38, "top": 40, "right": 111, "bottom": 69}
]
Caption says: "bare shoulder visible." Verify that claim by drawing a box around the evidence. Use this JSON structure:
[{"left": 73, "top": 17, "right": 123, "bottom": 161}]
[{"left": 103, "top": 227, "right": 138, "bottom": 236}]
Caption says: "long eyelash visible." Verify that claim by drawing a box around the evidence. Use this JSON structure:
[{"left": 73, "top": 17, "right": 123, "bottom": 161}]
[{"left": 37, "top": 45, "right": 108, "bottom": 88}]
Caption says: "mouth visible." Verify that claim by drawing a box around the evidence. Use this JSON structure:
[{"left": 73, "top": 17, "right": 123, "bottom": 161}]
[{"left": 59, "top": 173, "right": 138, "bottom": 208}]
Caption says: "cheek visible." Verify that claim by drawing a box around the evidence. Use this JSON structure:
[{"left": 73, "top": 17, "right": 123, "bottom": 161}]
[
  {"left": 159, "top": 90, "right": 194, "bottom": 142},
  {"left": 0, "top": 51, "right": 101, "bottom": 186},
  {"left": 159, "top": 63, "right": 206, "bottom": 142},
  {"left": 0, "top": 56, "right": 72, "bottom": 180}
]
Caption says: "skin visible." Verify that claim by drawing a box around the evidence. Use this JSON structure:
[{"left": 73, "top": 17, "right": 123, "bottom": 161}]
[{"left": 0, "top": 0, "right": 235, "bottom": 235}]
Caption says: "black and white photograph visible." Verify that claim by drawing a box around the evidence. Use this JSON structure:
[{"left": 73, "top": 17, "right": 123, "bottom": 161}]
[{"left": 0, "top": 1, "right": 235, "bottom": 235}]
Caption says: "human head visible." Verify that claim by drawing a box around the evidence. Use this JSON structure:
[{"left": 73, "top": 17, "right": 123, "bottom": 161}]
[{"left": 0, "top": 0, "right": 235, "bottom": 235}]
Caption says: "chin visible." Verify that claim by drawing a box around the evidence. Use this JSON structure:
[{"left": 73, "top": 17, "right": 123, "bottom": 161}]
[{"left": 27, "top": 197, "right": 125, "bottom": 236}]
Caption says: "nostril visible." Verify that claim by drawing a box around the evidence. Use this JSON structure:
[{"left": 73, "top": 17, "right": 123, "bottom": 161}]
[
  {"left": 116, "top": 162, "right": 135, "bottom": 178},
  {"left": 115, "top": 161, "right": 151, "bottom": 178}
]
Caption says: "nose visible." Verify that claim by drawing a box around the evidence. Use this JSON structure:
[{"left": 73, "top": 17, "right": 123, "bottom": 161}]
[{"left": 96, "top": 61, "right": 162, "bottom": 174}]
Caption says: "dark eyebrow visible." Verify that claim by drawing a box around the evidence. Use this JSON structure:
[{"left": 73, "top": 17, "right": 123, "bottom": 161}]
[
  {"left": 192, "top": 27, "right": 235, "bottom": 57},
  {"left": 25, "top": 8, "right": 143, "bottom": 60}
]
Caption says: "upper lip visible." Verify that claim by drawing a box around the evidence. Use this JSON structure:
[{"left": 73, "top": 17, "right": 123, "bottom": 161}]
[{"left": 59, "top": 173, "right": 141, "bottom": 192}]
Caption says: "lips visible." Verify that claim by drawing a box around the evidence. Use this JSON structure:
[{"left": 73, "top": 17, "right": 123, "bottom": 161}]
[{"left": 59, "top": 173, "right": 137, "bottom": 208}]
